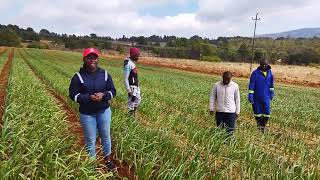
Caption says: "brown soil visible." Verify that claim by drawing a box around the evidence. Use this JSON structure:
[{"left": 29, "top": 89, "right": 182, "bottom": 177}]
[
  {"left": 102, "top": 54, "right": 320, "bottom": 88},
  {"left": 18, "top": 49, "right": 136, "bottom": 179},
  {"left": 0, "top": 49, "right": 14, "bottom": 129}
]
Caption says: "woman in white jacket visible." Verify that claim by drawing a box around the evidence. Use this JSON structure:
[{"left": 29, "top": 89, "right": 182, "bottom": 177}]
[{"left": 209, "top": 71, "right": 240, "bottom": 136}]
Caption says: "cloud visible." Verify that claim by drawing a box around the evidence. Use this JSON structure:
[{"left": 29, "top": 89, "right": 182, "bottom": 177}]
[
  {"left": 195, "top": 0, "right": 320, "bottom": 36},
  {"left": 6, "top": 0, "right": 200, "bottom": 37},
  {"left": 196, "top": 0, "right": 310, "bottom": 22},
  {"left": 0, "top": 0, "right": 12, "bottom": 9},
  {"left": 2, "top": 0, "right": 320, "bottom": 38}
]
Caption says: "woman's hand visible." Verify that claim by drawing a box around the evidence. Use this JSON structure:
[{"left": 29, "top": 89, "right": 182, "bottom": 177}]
[
  {"left": 90, "top": 93, "right": 105, "bottom": 102},
  {"left": 94, "top": 92, "right": 105, "bottom": 102},
  {"left": 90, "top": 94, "right": 98, "bottom": 102}
]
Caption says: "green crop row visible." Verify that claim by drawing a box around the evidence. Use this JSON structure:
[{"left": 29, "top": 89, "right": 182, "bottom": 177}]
[
  {"left": 0, "top": 50, "right": 112, "bottom": 179},
  {"left": 19, "top": 48, "right": 320, "bottom": 179}
]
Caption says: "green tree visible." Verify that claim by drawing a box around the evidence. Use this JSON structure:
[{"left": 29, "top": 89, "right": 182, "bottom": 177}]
[
  {"left": 136, "top": 36, "right": 148, "bottom": 45},
  {"left": 238, "top": 43, "right": 250, "bottom": 61},
  {"left": 101, "top": 41, "right": 112, "bottom": 49},
  {"left": 201, "top": 43, "right": 216, "bottom": 56},
  {"left": 254, "top": 49, "right": 265, "bottom": 61},
  {"left": 0, "top": 28, "right": 21, "bottom": 47},
  {"left": 90, "top": 33, "right": 97, "bottom": 39}
]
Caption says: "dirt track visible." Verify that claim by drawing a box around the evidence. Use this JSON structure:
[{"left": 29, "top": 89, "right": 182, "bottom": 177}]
[{"left": 0, "top": 49, "right": 13, "bottom": 129}]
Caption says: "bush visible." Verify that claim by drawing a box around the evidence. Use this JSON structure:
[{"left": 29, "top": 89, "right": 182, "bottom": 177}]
[
  {"left": 200, "top": 55, "right": 221, "bottom": 62},
  {"left": 151, "top": 47, "right": 192, "bottom": 59},
  {"left": 39, "top": 44, "right": 49, "bottom": 49},
  {"left": 27, "top": 41, "right": 49, "bottom": 49},
  {"left": 116, "top": 45, "right": 125, "bottom": 54},
  {"left": 286, "top": 48, "right": 319, "bottom": 65},
  {"left": 308, "top": 63, "right": 320, "bottom": 68},
  {"left": 151, "top": 47, "right": 160, "bottom": 55}
]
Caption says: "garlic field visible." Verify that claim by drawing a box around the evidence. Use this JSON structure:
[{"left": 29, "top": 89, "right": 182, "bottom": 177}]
[{"left": 0, "top": 48, "right": 319, "bottom": 179}]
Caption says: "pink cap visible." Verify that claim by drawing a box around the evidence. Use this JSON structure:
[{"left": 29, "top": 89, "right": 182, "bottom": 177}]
[
  {"left": 83, "top": 48, "right": 99, "bottom": 58},
  {"left": 130, "top": 47, "right": 140, "bottom": 57}
]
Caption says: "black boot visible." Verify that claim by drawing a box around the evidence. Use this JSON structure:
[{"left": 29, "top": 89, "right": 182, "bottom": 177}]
[
  {"left": 133, "top": 107, "right": 138, "bottom": 117},
  {"left": 106, "top": 160, "right": 116, "bottom": 171},
  {"left": 264, "top": 117, "right": 269, "bottom": 125},
  {"left": 255, "top": 117, "right": 264, "bottom": 133},
  {"left": 261, "top": 117, "right": 269, "bottom": 133},
  {"left": 105, "top": 155, "right": 116, "bottom": 171},
  {"left": 128, "top": 110, "right": 136, "bottom": 117}
]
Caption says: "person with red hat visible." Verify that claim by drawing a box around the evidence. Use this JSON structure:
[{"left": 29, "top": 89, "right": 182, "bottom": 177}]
[
  {"left": 69, "top": 48, "right": 117, "bottom": 170},
  {"left": 123, "top": 47, "right": 141, "bottom": 116}
]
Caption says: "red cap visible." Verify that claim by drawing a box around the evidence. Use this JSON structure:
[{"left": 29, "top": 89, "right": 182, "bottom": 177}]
[
  {"left": 130, "top": 47, "right": 140, "bottom": 57},
  {"left": 83, "top": 48, "right": 99, "bottom": 58}
]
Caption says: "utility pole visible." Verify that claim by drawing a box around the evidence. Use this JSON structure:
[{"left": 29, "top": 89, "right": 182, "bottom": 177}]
[{"left": 250, "top": 12, "right": 260, "bottom": 72}]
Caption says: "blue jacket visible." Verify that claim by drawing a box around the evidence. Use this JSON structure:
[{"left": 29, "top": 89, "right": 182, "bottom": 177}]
[
  {"left": 69, "top": 67, "right": 116, "bottom": 115},
  {"left": 248, "top": 66, "right": 274, "bottom": 103}
]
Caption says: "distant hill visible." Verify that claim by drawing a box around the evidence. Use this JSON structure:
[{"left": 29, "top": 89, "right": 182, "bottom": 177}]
[{"left": 259, "top": 28, "right": 320, "bottom": 39}]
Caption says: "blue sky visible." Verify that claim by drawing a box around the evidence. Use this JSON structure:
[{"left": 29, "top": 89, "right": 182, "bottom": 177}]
[
  {"left": 1, "top": 0, "right": 320, "bottom": 38},
  {"left": 139, "top": 0, "right": 198, "bottom": 17},
  {"left": 1, "top": 0, "right": 24, "bottom": 19}
]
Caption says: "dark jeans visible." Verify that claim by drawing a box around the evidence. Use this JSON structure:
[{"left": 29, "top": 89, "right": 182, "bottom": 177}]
[{"left": 215, "top": 112, "right": 236, "bottom": 135}]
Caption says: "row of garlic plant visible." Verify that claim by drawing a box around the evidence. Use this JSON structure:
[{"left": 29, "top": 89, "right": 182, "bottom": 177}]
[
  {"left": 0, "top": 50, "right": 111, "bottom": 179},
  {"left": 29, "top": 48, "right": 320, "bottom": 179},
  {"left": 42, "top": 49, "right": 320, "bottom": 134},
  {"left": 24, "top": 48, "right": 319, "bottom": 178},
  {"left": 50, "top": 49, "right": 320, "bottom": 177},
  {"left": 21, "top": 49, "right": 216, "bottom": 178},
  {"left": 42, "top": 49, "right": 320, "bottom": 171}
]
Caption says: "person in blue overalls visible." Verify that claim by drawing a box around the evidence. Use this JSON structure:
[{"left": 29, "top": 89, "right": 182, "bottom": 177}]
[
  {"left": 69, "top": 48, "right": 117, "bottom": 170},
  {"left": 248, "top": 59, "right": 274, "bottom": 133}
]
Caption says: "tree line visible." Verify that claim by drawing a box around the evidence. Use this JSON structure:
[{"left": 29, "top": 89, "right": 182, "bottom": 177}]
[{"left": 1, "top": 24, "right": 320, "bottom": 65}]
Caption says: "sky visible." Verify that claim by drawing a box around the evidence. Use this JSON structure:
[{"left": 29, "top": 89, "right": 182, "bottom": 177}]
[{"left": 1, "top": 0, "right": 320, "bottom": 39}]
